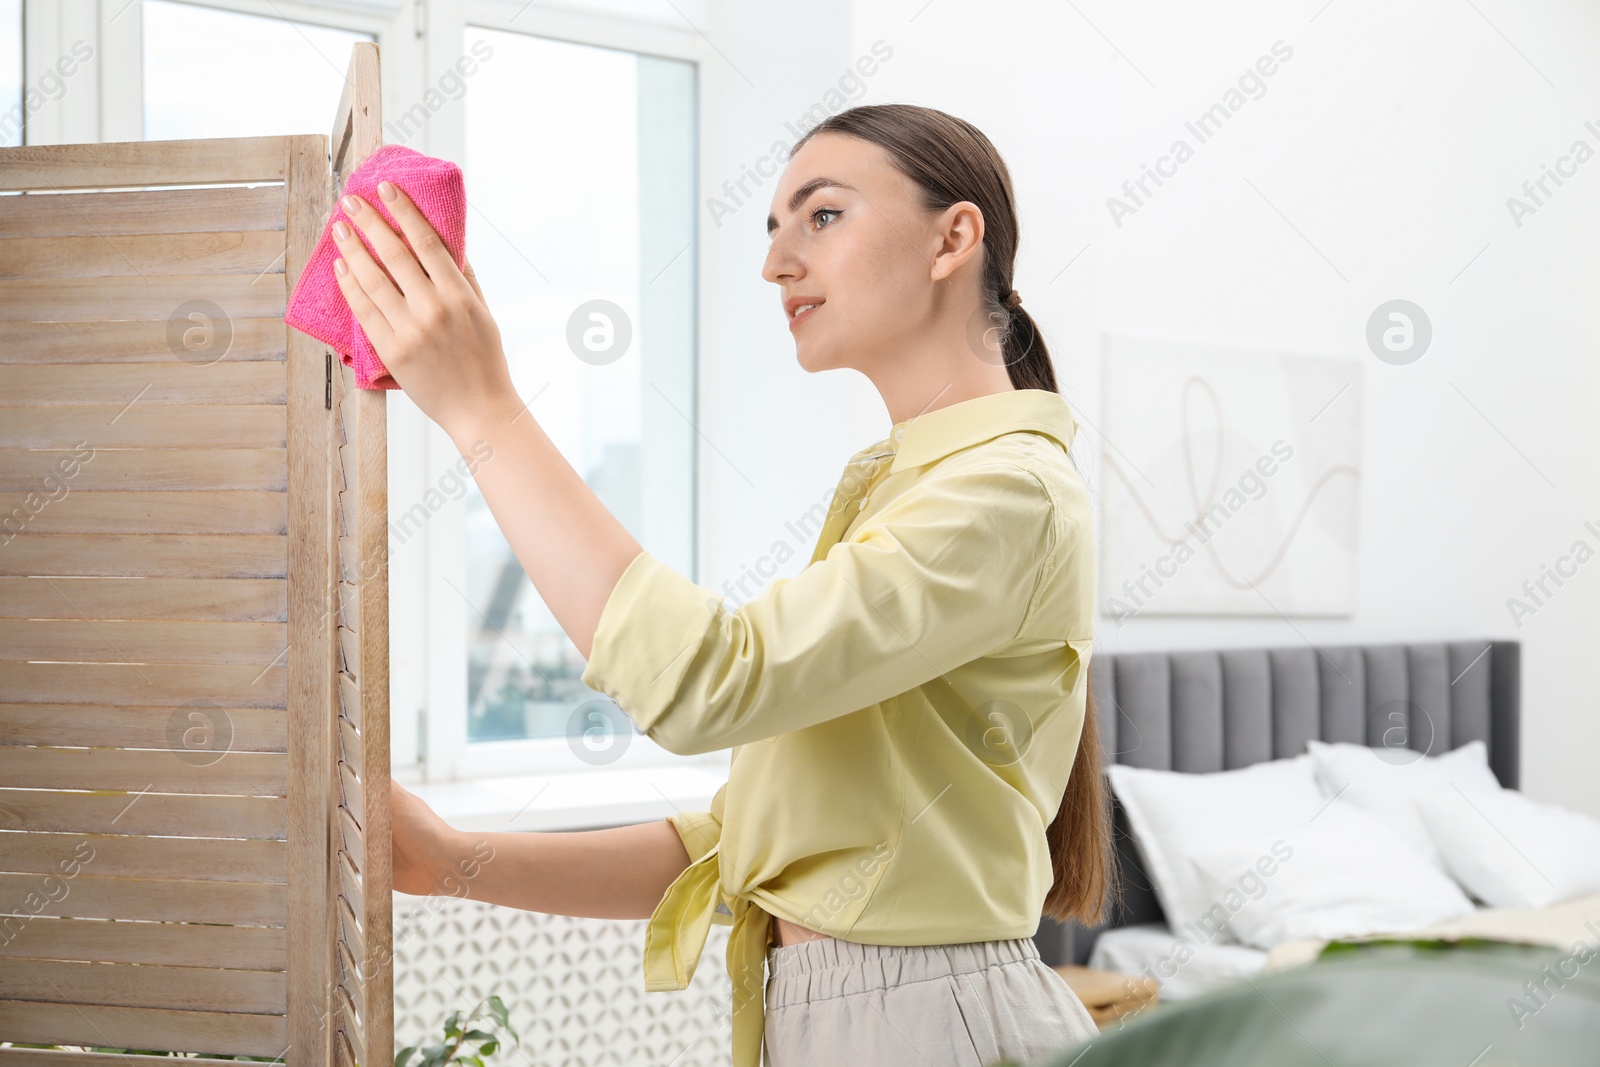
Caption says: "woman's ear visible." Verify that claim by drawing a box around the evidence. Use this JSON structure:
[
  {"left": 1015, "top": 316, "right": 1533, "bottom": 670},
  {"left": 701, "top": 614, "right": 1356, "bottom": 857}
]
[{"left": 928, "top": 200, "right": 986, "bottom": 284}]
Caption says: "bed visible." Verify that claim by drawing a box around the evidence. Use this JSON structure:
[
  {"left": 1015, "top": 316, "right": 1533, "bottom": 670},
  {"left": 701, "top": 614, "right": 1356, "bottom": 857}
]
[{"left": 1031, "top": 638, "right": 1600, "bottom": 1000}]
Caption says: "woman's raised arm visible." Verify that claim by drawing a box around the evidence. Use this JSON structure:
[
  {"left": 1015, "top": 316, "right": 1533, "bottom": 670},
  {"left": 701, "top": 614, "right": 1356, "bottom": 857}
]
[{"left": 326, "top": 180, "right": 641, "bottom": 659}]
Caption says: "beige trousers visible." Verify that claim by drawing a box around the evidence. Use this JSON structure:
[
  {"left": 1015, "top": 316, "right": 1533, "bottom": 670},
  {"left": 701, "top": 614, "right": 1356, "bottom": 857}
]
[{"left": 761, "top": 935, "right": 1100, "bottom": 1067}]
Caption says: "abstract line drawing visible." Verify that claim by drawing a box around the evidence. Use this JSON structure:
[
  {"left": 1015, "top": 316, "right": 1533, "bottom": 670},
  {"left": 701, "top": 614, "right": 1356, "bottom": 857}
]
[{"left": 1098, "top": 333, "right": 1363, "bottom": 620}]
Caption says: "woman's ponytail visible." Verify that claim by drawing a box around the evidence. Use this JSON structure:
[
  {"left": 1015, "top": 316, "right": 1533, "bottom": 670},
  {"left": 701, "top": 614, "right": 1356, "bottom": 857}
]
[
  {"left": 1041, "top": 661, "right": 1118, "bottom": 926},
  {"left": 993, "top": 288, "right": 1057, "bottom": 393}
]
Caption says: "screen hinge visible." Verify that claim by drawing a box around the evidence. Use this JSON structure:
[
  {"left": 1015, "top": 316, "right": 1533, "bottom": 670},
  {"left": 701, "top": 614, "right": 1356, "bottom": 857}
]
[{"left": 325, "top": 351, "right": 333, "bottom": 409}]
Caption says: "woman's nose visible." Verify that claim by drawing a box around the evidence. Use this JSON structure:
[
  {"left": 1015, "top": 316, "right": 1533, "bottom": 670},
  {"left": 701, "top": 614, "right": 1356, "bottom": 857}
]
[{"left": 762, "top": 235, "right": 802, "bottom": 285}]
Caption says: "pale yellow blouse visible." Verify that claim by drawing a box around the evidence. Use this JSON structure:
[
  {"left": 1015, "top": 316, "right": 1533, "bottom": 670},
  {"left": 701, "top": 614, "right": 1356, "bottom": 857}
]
[{"left": 578, "top": 387, "right": 1097, "bottom": 1067}]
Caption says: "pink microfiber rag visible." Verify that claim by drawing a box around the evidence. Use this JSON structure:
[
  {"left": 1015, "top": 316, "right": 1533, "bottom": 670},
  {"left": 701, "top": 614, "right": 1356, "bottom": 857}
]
[{"left": 285, "top": 143, "right": 466, "bottom": 390}]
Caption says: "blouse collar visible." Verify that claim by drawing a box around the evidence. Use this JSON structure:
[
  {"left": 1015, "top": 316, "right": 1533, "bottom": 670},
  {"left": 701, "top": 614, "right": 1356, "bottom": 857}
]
[{"left": 852, "top": 388, "right": 1080, "bottom": 475}]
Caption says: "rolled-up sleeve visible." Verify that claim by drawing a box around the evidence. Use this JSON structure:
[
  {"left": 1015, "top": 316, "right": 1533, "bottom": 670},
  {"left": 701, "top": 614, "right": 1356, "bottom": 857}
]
[{"left": 579, "top": 460, "right": 1056, "bottom": 755}]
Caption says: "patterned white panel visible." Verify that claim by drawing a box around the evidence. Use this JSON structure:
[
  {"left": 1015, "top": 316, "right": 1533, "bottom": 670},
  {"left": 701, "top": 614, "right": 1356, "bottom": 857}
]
[{"left": 393, "top": 894, "right": 734, "bottom": 1067}]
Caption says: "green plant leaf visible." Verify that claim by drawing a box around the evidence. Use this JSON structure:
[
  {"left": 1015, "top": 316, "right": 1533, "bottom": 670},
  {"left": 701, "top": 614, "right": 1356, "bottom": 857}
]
[{"left": 395, "top": 1045, "right": 418, "bottom": 1067}]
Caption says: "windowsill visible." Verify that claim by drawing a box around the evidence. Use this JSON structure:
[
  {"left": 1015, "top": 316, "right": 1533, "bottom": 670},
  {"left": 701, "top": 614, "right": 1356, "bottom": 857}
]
[{"left": 399, "top": 759, "right": 729, "bottom": 833}]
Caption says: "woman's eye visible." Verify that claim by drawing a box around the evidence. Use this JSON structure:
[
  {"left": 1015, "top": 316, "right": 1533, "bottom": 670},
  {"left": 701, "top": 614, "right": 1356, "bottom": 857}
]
[{"left": 809, "top": 207, "right": 839, "bottom": 229}]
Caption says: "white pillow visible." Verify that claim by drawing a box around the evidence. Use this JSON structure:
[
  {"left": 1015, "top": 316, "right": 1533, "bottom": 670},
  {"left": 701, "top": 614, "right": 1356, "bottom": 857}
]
[
  {"left": 1415, "top": 785, "right": 1600, "bottom": 909},
  {"left": 1305, "top": 738, "right": 1502, "bottom": 869},
  {"left": 1190, "top": 801, "right": 1477, "bottom": 950},
  {"left": 1106, "top": 755, "right": 1329, "bottom": 945}
]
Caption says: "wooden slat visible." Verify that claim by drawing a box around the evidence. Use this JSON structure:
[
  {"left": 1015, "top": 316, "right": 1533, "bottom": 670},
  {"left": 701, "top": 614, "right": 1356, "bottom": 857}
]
[
  {"left": 0, "top": 663, "right": 287, "bottom": 707},
  {"left": 0, "top": 363, "right": 287, "bottom": 406},
  {"left": 337, "top": 801, "right": 363, "bottom": 866},
  {"left": 1, "top": 832, "right": 285, "bottom": 885},
  {"left": 0, "top": 1044, "right": 272, "bottom": 1067},
  {"left": 0, "top": 619, "right": 285, "bottom": 664},
  {"left": 0, "top": 916, "right": 285, "bottom": 969},
  {"left": 0, "top": 136, "right": 292, "bottom": 190},
  {"left": 0, "top": 184, "right": 286, "bottom": 239},
  {"left": 0, "top": 490, "right": 286, "bottom": 534},
  {"left": 337, "top": 579, "right": 361, "bottom": 632},
  {"left": 0, "top": 576, "right": 286, "bottom": 621},
  {"left": 335, "top": 892, "right": 363, "bottom": 960},
  {"left": 337, "top": 383, "right": 361, "bottom": 447},
  {"left": 0, "top": 703, "right": 286, "bottom": 752},
  {"left": 335, "top": 1022, "right": 362, "bottom": 1067},
  {"left": 1, "top": 230, "right": 287, "bottom": 279},
  {"left": 3, "top": 957, "right": 285, "bottom": 1014},
  {"left": 337, "top": 479, "right": 355, "bottom": 537},
  {"left": 0, "top": 746, "right": 288, "bottom": 794},
  {"left": 0, "top": 1000, "right": 286, "bottom": 1059},
  {"left": 0, "top": 317, "right": 285, "bottom": 364},
  {"left": 339, "top": 670, "right": 361, "bottom": 721},
  {"left": 339, "top": 758, "right": 363, "bottom": 818},
  {"left": 0, "top": 787, "right": 286, "bottom": 838},
  {"left": 0, "top": 870, "right": 286, "bottom": 925},
  {"left": 337, "top": 623, "right": 358, "bottom": 681},
  {"left": 0, "top": 405, "right": 286, "bottom": 448},
  {"left": 0, "top": 274, "right": 286, "bottom": 320},
  {"left": 338, "top": 535, "right": 359, "bottom": 583},
  {"left": 339, "top": 712, "right": 363, "bottom": 770},
  {"left": 336, "top": 939, "right": 365, "bottom": 1031},
  {"left": 337, "top": 437, "right": 361, "bottom": 490},
  {"left": 337, "top": 848, "right": 362, "bottom": 908},
  {"left": 0, "top": 533, "right": 287, "bottom": 577},
  {"left": 0, "top": 448, "right": 286, "bottom": 491},
  {"left": 338, "top": 534, "right": 400, "bottom": 591},
  {"left": 335, "top": 982, "right": 365, "bottom": 1059}
]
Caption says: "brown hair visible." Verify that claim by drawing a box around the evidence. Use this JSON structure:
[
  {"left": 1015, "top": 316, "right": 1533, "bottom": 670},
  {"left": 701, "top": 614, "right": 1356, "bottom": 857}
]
[{"left": 793, "top": 104, "right": 1115, "bottom": 927}]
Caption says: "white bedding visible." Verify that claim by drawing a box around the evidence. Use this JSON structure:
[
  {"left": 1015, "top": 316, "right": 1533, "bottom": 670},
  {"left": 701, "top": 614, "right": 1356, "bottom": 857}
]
[
  {"left": 1085, "top": 922, "right": 1270, "bottom": 1001},
  {"left": 1261, "top": 890, "right": 1600, "bottom": 972},
  {"left": 1086, "top": 892, "right": 1600, "bottom": 1002}
]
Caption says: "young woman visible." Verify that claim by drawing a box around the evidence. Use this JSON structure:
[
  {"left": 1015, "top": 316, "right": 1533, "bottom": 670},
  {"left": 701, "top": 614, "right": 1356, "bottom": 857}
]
[{"left": 329, "top": 102, "right": 1114, "bottom": 1067}]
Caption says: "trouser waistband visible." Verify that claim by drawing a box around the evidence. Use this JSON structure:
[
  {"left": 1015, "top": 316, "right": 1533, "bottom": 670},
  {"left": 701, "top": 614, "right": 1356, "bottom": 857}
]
[{"left": 765, "top": 936, "right": 1042, "bottom": 1009}]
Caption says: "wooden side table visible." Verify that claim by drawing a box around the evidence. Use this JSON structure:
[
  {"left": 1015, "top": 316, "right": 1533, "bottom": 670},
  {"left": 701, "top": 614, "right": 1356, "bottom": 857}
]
[{"left": 1052, "top": 964, "right": 1160, "bottom": 1027}]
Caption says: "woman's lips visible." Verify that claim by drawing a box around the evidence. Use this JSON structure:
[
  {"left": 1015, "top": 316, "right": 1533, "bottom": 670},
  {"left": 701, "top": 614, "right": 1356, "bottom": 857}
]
[{"left": 789, "top": 304, "right": 821, "bottom": 330}]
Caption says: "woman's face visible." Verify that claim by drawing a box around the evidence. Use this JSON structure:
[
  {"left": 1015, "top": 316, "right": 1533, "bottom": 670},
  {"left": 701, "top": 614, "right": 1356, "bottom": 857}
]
[{"left": 762, "top": 132, "right": 946, "bottom": 375}]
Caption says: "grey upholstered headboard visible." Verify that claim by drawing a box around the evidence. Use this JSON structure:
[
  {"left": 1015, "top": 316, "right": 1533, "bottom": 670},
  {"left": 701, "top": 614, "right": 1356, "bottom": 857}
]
[{"left": 1032, "top": 639, "right": 1521, "bottom": 967}]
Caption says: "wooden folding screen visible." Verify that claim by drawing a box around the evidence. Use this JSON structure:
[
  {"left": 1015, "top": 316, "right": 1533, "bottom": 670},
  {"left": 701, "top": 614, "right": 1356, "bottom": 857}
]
[{"left": 0, "top": 43, "right": 390, "bottom": 1067}]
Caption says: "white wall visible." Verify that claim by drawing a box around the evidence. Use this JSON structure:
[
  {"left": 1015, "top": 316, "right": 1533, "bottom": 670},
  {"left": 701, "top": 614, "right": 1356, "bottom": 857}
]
[{"left": 691, "top": 0, "right": 1600, "bottom": 816}]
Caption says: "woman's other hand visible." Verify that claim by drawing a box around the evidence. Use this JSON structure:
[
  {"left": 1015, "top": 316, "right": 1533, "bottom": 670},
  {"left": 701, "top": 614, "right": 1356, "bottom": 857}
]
[
  {"left": 331, "top": 181, "right": 522, "bottom": 439},
  {"left": 390, "top": 779, "right": 467, "bottom": 897}
]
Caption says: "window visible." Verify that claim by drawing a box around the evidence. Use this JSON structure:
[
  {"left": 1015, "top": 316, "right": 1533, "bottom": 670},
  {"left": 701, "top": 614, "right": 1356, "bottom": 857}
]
[
  {"left": 61, "top": 0, "right": 710, "bottom": 802},
  {"left": 142, "top": 0, "right": 371, "bottom": 140},
  {"left": 0, "top": 0, "right": 21, "bottom": 146},
  {"left": 435, "top": 26, "right": 698, "bottom": 775}
]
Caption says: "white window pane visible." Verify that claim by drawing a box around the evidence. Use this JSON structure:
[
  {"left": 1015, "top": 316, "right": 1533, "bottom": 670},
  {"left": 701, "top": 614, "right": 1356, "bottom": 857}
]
[
  {"left": 142, "top": 0, "right": 370, "bottom": 141},
  {"left": 463, "top": 27, "right": 696, "bottom": 745},
  {"left": 0, "top": 0, "right": 20, "bottom": 147}
]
